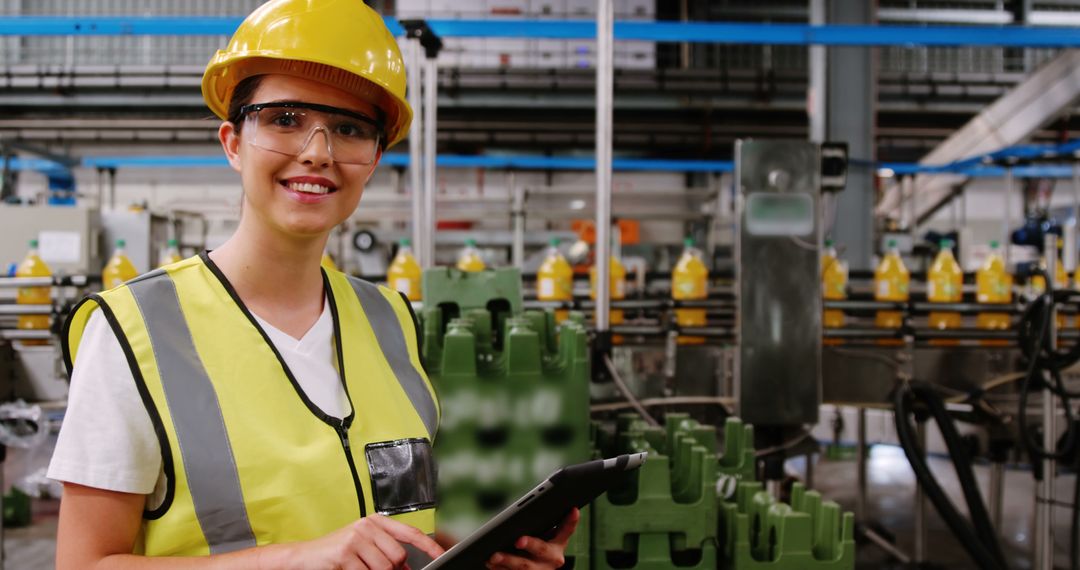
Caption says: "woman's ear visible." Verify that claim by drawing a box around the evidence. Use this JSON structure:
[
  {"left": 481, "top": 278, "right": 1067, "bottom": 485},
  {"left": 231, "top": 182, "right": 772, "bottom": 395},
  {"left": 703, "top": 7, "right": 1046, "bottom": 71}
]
[
  {"left": 218, "top": 121, "right": 243, "bottom": 173},
  {"left": 364, "top": 146, "right": 384, "bottom": 185}
]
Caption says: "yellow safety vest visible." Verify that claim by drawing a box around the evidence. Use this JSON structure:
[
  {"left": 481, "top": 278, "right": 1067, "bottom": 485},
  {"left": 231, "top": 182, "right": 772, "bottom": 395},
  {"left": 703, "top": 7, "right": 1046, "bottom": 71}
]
[{"left": 62, "top": 253, "right": 439, "bottom": 561}]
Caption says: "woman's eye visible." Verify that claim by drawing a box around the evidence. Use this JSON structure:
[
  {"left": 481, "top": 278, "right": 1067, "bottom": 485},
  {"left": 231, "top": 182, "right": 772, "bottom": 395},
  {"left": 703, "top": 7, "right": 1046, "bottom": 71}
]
[
  {"left": 335, "top": 122, "right": 370, "bottom": 138},
  {"left": 270, "top": 113, "right": 300, "bottom": 128}
]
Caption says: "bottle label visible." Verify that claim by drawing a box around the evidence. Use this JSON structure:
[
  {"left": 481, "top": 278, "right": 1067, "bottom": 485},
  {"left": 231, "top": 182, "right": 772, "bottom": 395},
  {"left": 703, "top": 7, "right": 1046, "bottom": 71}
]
[
  {"left": 539, "top": 278, "right": 555, "bottom": 298},
  {"left": 615, "top": 280, "right": 625, "bottom": 298},
  {"left": 394, "top": 278, "right": 412, "bottom": 296},
  {"left": 877, "top": 280, "right": 890, "bottom": 298}
]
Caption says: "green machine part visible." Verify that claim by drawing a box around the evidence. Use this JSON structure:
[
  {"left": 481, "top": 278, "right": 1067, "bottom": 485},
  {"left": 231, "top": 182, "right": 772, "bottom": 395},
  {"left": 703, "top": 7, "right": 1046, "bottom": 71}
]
[
  {"left": 592, "top": 413, "right": 720, "bottom": 569},
  {"left": 720, "top": 482, "right": 855, "bottom": 569},
  {"left": 420, "top": 268, "right": 593, "bottom": 567}
]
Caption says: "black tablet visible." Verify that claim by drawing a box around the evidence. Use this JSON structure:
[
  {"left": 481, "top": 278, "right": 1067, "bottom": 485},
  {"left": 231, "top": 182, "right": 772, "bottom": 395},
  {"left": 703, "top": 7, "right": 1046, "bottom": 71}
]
[{"left": 423, "top": 452, "right": 647, "bottom": 569}]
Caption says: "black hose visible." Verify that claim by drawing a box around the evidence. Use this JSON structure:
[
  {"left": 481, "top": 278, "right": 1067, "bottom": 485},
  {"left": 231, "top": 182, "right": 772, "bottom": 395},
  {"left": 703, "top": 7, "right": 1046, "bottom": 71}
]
[
  {"left": 894, "top": 382, "right": 1009, "bottom": 570},
  {"left": 1016, "top": 285, "right": 1080, "bottom": 570},
  {"left": 1016, "top": 292, "right": 1079, "bottom": 465}
]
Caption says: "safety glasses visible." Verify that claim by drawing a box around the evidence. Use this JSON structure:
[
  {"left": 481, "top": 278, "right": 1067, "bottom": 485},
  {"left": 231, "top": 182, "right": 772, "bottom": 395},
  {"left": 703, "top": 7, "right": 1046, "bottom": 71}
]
[{"left": 240, "top": 102, "right": 382, "bottom": 165}]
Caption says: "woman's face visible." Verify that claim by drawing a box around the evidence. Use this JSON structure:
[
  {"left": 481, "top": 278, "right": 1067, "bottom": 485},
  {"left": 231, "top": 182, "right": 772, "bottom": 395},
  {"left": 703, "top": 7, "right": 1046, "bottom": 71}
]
[{"left": 218, "top": 74, "right": 382, "bottom": 240}]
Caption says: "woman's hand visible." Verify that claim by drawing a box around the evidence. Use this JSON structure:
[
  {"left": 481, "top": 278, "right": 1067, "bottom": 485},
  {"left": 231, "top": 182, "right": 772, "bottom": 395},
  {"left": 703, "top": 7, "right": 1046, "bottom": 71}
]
[
  {"left": 280, "top": 514, "right": 445, "bottom": 570},
  {"left": 485, "top": 508, "right": 580, "bottom": 570}
]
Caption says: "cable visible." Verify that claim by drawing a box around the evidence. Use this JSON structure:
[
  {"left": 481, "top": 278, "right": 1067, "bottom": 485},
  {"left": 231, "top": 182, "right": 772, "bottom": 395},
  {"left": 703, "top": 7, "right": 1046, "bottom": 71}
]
[
  {"left": 894, "top": 382, "right": 1008, "bottom": 570},
  {"left": 590, "top": 396, "right": 734, "bottom": 414},
  {"left": 754, "top": 430, "right": 812, "bottom": 458},
  {"left": 1016, "top": 291, "right": 1079, "bottom": 463},
  {"left": 603, "top": 354, "right": 660, "bottom": 427}
]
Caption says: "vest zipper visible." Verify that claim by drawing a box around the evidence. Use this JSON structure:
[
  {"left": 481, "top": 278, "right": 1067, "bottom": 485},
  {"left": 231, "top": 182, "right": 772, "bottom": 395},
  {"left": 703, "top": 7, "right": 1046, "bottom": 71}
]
[{"left": 336, "top": 419, "right": 367, "bottom": 517}]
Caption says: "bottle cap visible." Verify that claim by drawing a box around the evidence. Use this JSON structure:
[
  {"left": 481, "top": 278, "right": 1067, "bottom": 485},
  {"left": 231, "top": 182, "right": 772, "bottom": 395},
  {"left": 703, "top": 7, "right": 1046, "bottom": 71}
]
[
  {"left": 167, "top": 239, "right": 178, "bottom": 247},
  {"left": 400, "top": 238, "right": 411, "bottom": 246},
  {"left": 825, "top": 238, "right": 834, "bottom": 247},
  {"left": 990, "top": 240, "right": 999, "bottom": 249},
  {"left": 887, "top": 239, "right": 897, "bottom": 248},
  {"left": 549, "top": 238, "right": 560, "bottom": 247},
  {"left": 464, "top": 238, "right": 477, "bottom": 247},
  {"left": 116, "top": 239, "right": 126, "bottom": 248},
  {"left": 684, "top": 237, "right": 695, "bottom": 247},
  {"left": 28, "top": 239, "right": 38, "bottom": 248}
]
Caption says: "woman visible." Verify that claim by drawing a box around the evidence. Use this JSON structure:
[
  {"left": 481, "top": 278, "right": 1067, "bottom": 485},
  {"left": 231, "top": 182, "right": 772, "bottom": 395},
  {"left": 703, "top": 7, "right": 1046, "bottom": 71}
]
[{"left": 49, "top": 1, "right": 578, "bottom": 568}]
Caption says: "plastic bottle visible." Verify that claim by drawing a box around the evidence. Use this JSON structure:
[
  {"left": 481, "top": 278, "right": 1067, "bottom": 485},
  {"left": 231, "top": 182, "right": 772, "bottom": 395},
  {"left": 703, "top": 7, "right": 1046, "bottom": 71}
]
[
  {"left": 874, "top": 239, "right": 909, "bottom": 345},
  {"left": 388, "top": 238, "right": 423, "bottom": 301},
  {"left": 456, "top": 239, "right": 486, "bottom": 272},
  {"left": 590, "top": 255, "right": 626, "bottom": 344},
  {"left": 320, "top": 252, "right": 339, "bottom": 272},
  {"left": 159, "top": 239, "right": 183, "bottom": 268},
  {"left": 821, "top": 239, "right": 848, "bottom": 344},
  {"left": 537, "top": 238, "right": 573, "bottom": 323},
  {"left": 102, "top": 239, "right": 139, "bottom": 290},
  {"left": 672, "top": 237, "right": 708, "bottom": 345},
  {"left": 15, "top": 239, "right": 52, "bottom": 345},
  {"left": 927, "top": 239, "right": 963, "bottom": 345},
  {"left": 976, "top": 240, "right": 1012, "bottom": 345},
  {"left": 1030, "top": 239, "right": 1068, "bottom": 329}
]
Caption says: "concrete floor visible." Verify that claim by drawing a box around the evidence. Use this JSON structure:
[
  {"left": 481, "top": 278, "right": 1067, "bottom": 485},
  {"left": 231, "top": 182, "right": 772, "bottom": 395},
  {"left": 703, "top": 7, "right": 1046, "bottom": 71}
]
[
  {"left": 3, "top": 447, "right": 1076, "bottom": 569},
  {"left": 811, "top": 445, "right": 1078, "bottom": 570}
]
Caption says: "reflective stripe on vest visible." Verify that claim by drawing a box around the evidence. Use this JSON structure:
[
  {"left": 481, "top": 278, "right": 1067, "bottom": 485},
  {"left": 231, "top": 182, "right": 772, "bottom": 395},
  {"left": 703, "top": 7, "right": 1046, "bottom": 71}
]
[
  {"left": 126, "top": 270, "right": 257, "bottom": 554},
  {"left": 347, "top": 276, "right": 437, "bottom": 440}
]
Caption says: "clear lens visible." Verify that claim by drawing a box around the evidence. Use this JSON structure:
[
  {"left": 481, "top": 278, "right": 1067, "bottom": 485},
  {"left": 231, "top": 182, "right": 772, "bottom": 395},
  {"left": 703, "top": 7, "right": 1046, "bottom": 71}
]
[{"left": 246, "top": 106, "right": 380, "bottom": 165}]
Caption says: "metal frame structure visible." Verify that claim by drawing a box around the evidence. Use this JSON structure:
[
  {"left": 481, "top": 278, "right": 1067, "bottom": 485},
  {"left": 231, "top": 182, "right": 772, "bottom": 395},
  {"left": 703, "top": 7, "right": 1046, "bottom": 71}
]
[{"left": 5, "top": 14, "right": 1080, "bottom": 569}]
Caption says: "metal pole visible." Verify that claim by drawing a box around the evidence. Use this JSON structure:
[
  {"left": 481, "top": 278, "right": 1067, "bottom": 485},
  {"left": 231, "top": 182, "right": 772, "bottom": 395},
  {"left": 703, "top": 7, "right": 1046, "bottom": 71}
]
[
  {"left": 1035, "top": 231, "right": 1057, "bottom": 570},
  {"left": 422, "top": 55, "right": 438, "bottom": 268},
  {"left": 595, "top": 0, "right": 614, "bottom": 332},
  {"left": 1004, "top": 168, "right": 1014, "bottom": 269},
  {"left": 907, "top": 175, "right": 917, "bottom": 241},
  {"left": 1073, "top": 163, "right": 1080, "bottom": 226},
  {"left": 407, "top": 39, "right": 425, "bottom": 267},
  {"left": 989, "top": 461, "right": 1004, "bottom": 531},
  {"left": 856, "top": 406, "right": 868, "bottom": 521},
  {"left": 914, "top": 421, "right": 927, "bottom": 563},
  {"left": 808, "top": 0, "right": 826, "bottom": 144},
  {"left": 511, "top": 173, "right": 524, "bottom": 269}
]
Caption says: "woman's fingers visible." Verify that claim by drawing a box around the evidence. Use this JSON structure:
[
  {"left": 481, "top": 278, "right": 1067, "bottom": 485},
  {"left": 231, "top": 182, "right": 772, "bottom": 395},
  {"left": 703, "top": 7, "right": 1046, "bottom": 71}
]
[{"left": 366, "top": 514, "right": 446, "bottom": 561}]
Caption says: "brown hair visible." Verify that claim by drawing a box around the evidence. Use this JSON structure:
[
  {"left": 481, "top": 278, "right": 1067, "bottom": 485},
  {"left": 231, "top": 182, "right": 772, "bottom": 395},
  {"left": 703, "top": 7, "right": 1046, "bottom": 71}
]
[{"left": 226, "top": 75, "right": 266, "bottom": 132}]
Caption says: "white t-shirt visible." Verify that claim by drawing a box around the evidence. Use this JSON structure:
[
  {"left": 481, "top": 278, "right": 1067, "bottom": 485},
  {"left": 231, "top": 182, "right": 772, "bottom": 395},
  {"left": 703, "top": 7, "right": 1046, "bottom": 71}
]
[{"left": 47, "top": 301, "right": 348, "bottom": 508}]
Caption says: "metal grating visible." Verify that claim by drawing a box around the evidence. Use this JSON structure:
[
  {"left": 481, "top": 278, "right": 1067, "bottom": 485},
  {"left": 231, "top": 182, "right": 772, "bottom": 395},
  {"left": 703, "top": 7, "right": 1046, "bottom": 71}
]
[{"left": 4, "top": 0, "right": 262, "bottom": 66}]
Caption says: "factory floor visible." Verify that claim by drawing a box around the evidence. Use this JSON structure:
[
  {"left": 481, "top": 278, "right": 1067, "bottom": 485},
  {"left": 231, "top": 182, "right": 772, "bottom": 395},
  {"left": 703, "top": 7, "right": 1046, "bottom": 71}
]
[{"left": 2, "top": 447, "right": 1077, "bottom": 569}]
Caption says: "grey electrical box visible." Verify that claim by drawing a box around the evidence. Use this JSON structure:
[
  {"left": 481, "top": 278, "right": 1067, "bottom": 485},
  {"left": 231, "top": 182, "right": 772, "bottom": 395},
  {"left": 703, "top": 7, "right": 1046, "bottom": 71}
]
[
  {"left": 0, "top": 205, "right": 102, "bottom": 276},
  {"left": 735, "top": 140, "right": 822, "bottom": 427}
]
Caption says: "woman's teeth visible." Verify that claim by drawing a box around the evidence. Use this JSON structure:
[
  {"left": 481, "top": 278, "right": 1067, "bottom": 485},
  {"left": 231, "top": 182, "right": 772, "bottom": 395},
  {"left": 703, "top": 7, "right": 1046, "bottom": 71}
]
[{"left": 288, "top": 182, "right": 331, "bottom": 195}]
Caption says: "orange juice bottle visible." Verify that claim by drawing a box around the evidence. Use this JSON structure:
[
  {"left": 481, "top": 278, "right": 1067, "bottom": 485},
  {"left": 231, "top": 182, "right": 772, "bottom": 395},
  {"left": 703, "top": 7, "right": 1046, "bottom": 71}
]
[
  {"left": 927, "top": 239, "right": 963, "bottom": 345},
  {"left": 822, "top": 239, "right": 848, "bottom": 345},
  {"left": 672, "top": 237, "right": 708, "bottom": 344},
  {"left": 159, "top": 239, "right": 182, "bottom": 268},
  {"left": 874, "top": 239, "right": 909, "bottom": 345},
  {"left": 388, "top": 239, "right": 422, "bottom": 301},
  {"left": 1030, "top": 240, "right": 1068, "bottom": 328},
  {"left": 102, "top": 239, "right": 139, "bottom": 290},
  {"left": 537, "top": 238, "right": 573, "bottom": 322},
  {"left": 976, "top": 240, "right": 1012, "bottom": 345},
  {"left": 591, "top": 255, "right": 626, "bottom": 343},
  {"left": 456, "top": 239, "right": 486, "bottom": 272},
  {"left": 16, "top": 239, "right": 52, "bottom": 345}
]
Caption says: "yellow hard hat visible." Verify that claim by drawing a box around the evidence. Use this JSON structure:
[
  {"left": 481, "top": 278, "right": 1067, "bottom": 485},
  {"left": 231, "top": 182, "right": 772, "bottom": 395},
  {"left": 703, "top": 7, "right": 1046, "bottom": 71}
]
[{"left": 202, "top": 0, "right": 412, "bottom": 149}]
